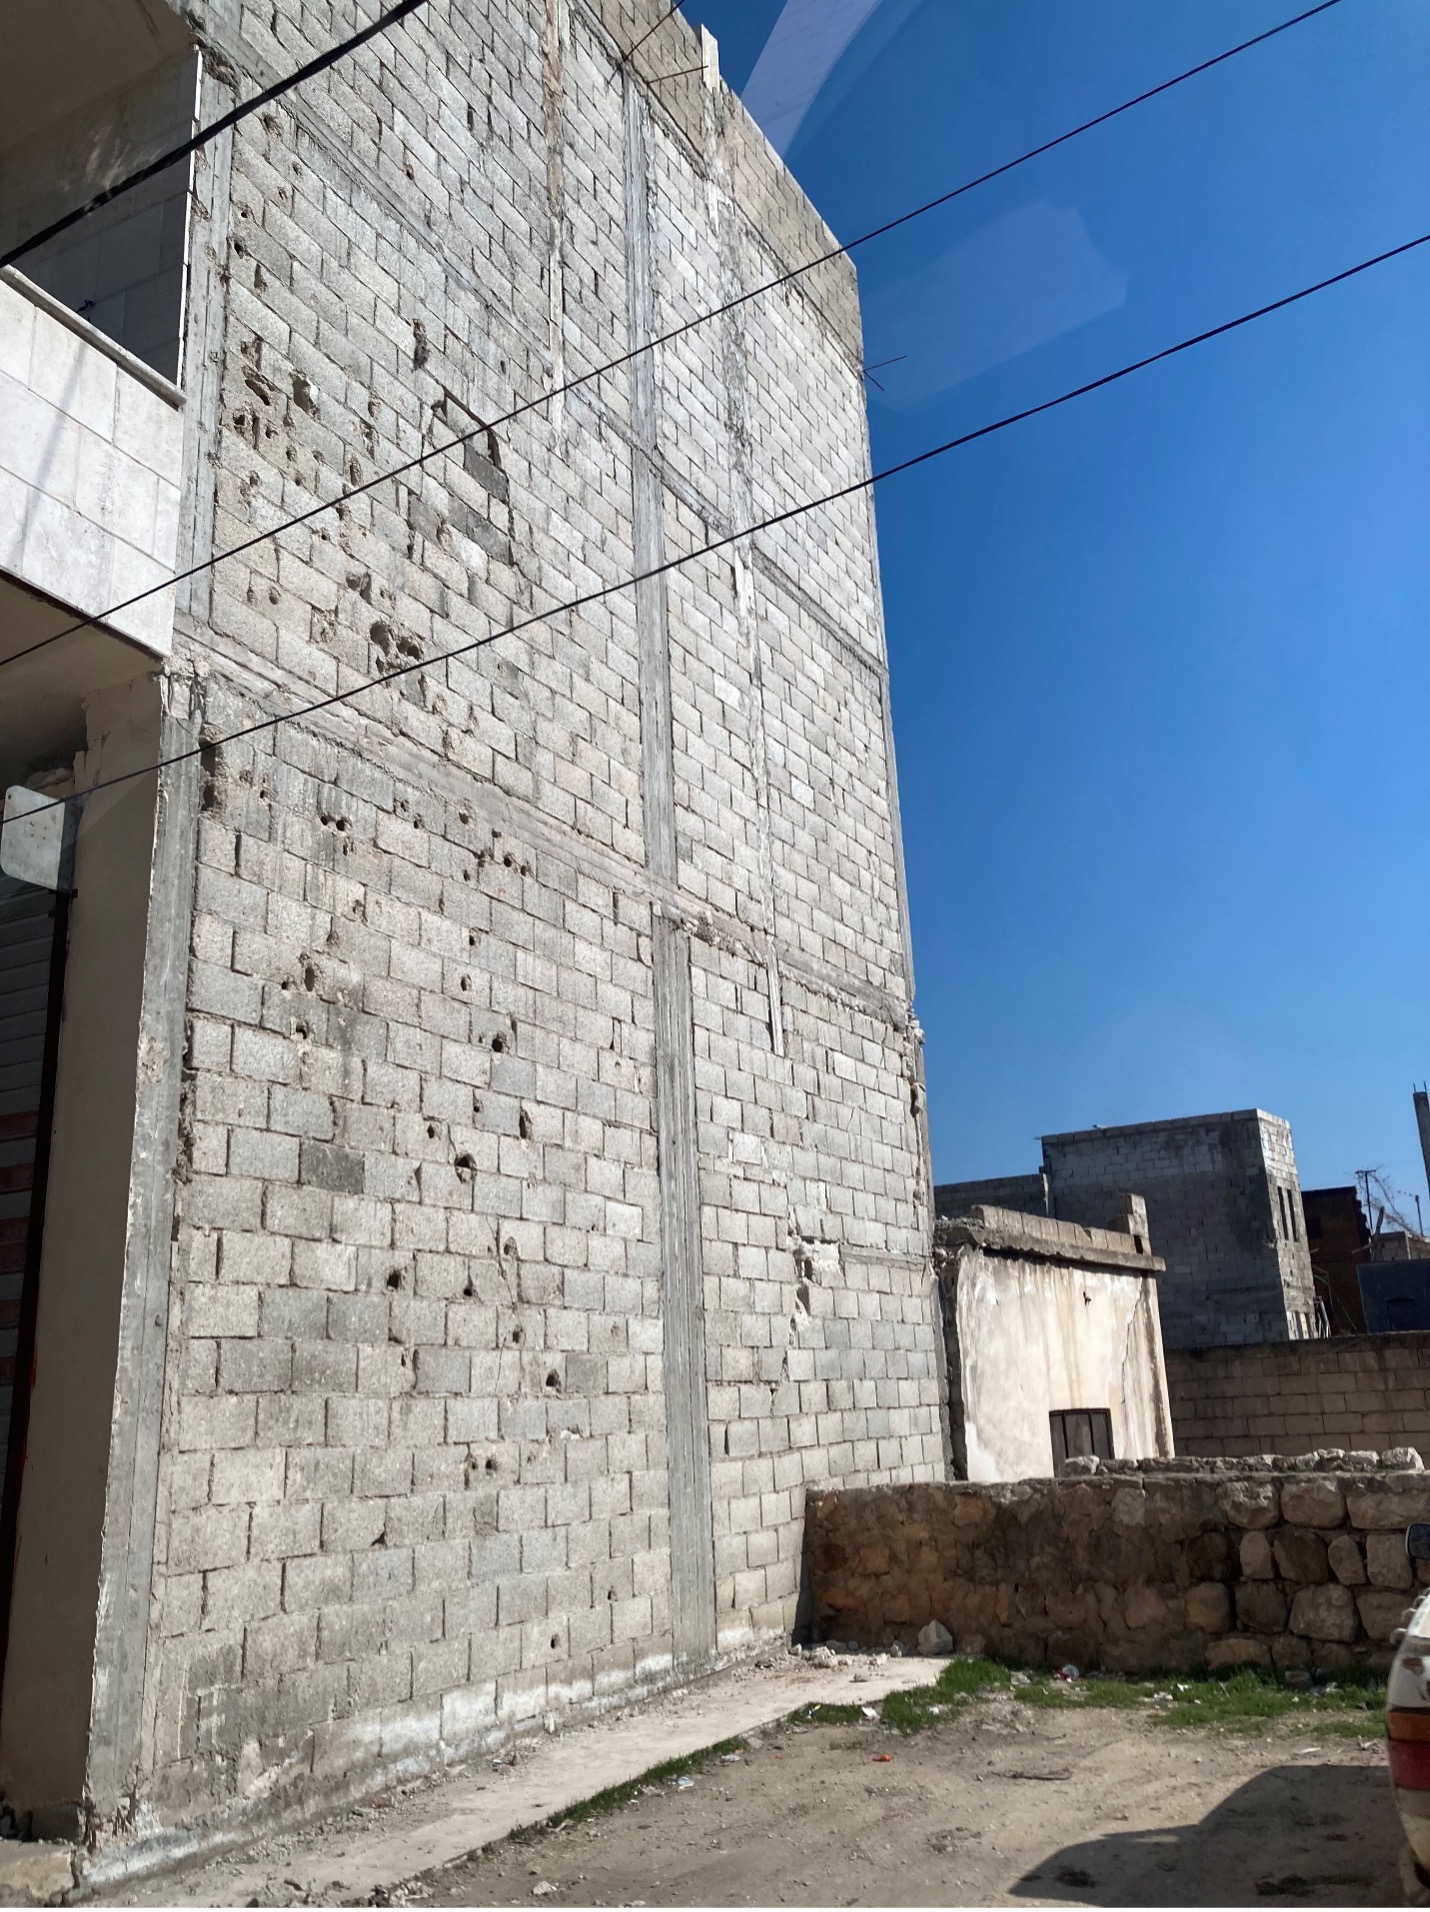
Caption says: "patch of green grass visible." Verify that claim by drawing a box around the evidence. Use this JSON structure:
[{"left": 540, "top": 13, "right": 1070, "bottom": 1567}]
[
  {"left": 790, "top": 1702, "right": 863, "bottom": 1726},
  {"left": 1013, "top": 1665, "right": 1384, "bottom": 1731},
  {"left": 883, "top": 1654, "right": 1011, "bottom": 1732},
  {"left": 795, "top": 1654, "right": 1387, "bottom": 1740},
  {"left": 507, "top": 1733, "right": 748, "bottom": 1842},
  {"left": 1320, "top": 1714, "right": 1388, "bottom": 1740}
]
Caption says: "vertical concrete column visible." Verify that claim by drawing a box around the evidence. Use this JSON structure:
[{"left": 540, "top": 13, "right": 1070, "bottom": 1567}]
[
  {"left": 542, "top": 0, "right": 569, "bottom": 438},
  {"left": 86, "top": 675, "right": 202, "bottom": 1815},
  {"left": 0, "top": 677, "right": 164, "bottom": 1828},
  {"left": 708, "top": 58, "right": 784, "bottom": 1057},
  {"left": 621, "top": 72, "right": 716, "bottom": 1667}
]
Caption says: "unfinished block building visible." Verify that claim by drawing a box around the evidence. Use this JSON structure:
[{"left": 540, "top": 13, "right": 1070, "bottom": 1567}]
[
  {"left": 0, "top": 0, "right": 944, "bottom": 1864},
  {"left": 938, "top": 1110, "right": 1318, "bottom": 1351}
]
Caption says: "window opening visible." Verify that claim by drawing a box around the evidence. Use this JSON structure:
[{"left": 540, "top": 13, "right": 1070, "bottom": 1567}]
[{"left": 1050, "top": 1408, "right": 1114, "bottom": 1475}]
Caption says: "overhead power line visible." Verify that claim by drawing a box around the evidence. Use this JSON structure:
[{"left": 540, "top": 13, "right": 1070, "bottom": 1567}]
[
  {"left": 0, "top": 0, "right": 428, "bottom": 275},
  {"left": 0, "top": 0, "right": 1344, "bottom": 675},
  {"left": 37, "top": 222, "right": 1430, "bottom": 820},
  {"left": 613, "top": 2, "right": 686, "bottom": 78}
]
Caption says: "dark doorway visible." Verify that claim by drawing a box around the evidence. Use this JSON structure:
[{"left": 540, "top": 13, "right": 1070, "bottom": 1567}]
[{"left": 0, "top": 873, "right": 68, "bottom": 1689}]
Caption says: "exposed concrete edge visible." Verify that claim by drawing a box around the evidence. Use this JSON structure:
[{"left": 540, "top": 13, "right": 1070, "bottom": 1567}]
[
  {"left": 937, "top": 1214, "right": 1165, "bottom": 1277},
  {"left": 82, "top": 1656, "right": 938, "bottom": 1906}
]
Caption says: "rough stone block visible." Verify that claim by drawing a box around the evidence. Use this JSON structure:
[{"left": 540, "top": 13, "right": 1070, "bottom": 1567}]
[
  {"left": 0, "top": 1841, "right": 75, "bottom": 1903},
  {"left": 1347, "top": 1478, "right": 1430, "bottom": 1530},
  {"left": 1185, "top": 1581, "right": 1231, "bottom": 1634},
  {"left": 1365, "top": 1531, "right": 1413, "bottom": 1591},
  {"left": 1279, "top": 1479, "right": 1345, "bottom": 1529},
  {"left": 1288, "top": 1584, "right": 1357, "bottom": 1643},
  {"left": 1239, "top": 1530, "right": 1275, "bottom": 1580},
  {"left": 1272, "top": 1529, "right": 1329, "bottom": 1586},
  {"left": 1219, "top": 1481, "right": 1279, "bottom": 1530},
  {"left": 1235, "top": 1581, "right": 1287, "bottom": 1634},
  {"left": 1327, "top": 1534, "right": 1367, "bottom": 1587},
  {"left": 1206, "top": 1635, "right": 1271, "bottom": 1670},
  {"left": 1123, "top": 1585, "right": 1168, "bottom": 1631},
  {"left": 1358, "top": 1588, "right": 1415, "bottom": 1643}
]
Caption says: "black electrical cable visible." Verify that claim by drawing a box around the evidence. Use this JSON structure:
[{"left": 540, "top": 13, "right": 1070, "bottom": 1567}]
[
  {"left": 613, "top": 1, "right": 685, "bottom": 78},
  {"left": 35, "top": 221, "right": 1430, "bottom": 820},
  {"left": 0, "top": 0, "right": 428, "bottom": 275},
  {"left": 0, "top": 0, "right": 1346, "bottom": 675}
]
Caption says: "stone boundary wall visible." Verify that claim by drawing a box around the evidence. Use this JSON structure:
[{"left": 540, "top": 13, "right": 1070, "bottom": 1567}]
[
  {"left": 1167, "top": 1333, "right": 1430, "bottom": 1458},
  {"left": 806, "top": 1458, "right": 1430, "bottom": 1675}
]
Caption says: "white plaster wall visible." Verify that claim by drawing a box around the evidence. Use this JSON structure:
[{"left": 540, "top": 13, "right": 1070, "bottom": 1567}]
[
  {"left": 0, "top": 273, "right": 182, "bottom": 656},
  {"left": 956, "top": 1249, "right": 1173, "bottom": 1483}
]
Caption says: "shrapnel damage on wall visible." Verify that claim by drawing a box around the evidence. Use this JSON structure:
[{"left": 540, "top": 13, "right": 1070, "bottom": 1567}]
[{"left": 0, "top": 0, "right": 946, "bottom": 1869}]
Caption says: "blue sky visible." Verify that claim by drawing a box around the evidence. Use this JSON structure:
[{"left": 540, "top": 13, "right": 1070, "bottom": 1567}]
[{"left": 677, "top": 0, "right": 1430, "bottom": 1209}]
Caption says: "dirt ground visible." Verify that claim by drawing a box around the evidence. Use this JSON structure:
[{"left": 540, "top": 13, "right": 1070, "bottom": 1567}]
[{"left": 396, "top": 1697, "right": 1399, "bottom": 1909}]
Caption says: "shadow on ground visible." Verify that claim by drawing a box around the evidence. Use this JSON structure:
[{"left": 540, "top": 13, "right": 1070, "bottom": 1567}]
[{"left": 1011, "top": 1761, "right": 1399, "bottom": 1906}]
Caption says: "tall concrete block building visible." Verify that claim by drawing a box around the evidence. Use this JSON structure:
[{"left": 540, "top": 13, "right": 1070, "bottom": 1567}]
[
  {"left": 0, "top": 0, "right": 943, "bottom": 1862},
  {"left": 1040, "top": 1113, "right": 1316, "bottom": 1348},
  {"left": 938, "top": 1110, "right": 1317, "bottom": 1352}
]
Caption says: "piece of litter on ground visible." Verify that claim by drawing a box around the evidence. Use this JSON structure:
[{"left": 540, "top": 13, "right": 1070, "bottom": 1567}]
[
  {"left": 861, "top": 1705, "right": 879, "bottom": 1720},
  {"left": 533, "top": 1885, "right": 555, "bottom": 1898},
  {"left": 1009, "top": 1672, "right": 1030, "bottom": 1687},
  {"left": 873, "top": 1753, "right": 893, "bottom": 1763},
  {"left": 719, "top": 1753, "right": 741, "bottom": 1763},
  {"left": 675, "top": 1775, "right": 694, "bottom": 1790}
]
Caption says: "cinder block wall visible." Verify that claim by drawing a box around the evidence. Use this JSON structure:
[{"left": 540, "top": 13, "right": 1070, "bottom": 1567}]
[
  {"left": 1167, "top": 1334, "right": 1430, "bottom": 1458},
  {"left": 96, "top": 0, "right": 943, "bottom": 1847}
]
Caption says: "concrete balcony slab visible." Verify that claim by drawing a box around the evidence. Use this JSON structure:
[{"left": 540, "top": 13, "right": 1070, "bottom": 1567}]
[{"left": 0, "top": 269, "right": 183, "bottom": 658}]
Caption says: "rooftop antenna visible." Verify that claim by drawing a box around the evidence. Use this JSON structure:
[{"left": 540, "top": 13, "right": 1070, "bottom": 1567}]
[{"left": 1415, "top": 1085, "right": 1430, "bottom": 1204}]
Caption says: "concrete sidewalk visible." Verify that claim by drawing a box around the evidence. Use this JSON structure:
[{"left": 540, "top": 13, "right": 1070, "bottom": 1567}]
[{"left": 98, "top": 1652, "right": 937, "bottom": 1907}]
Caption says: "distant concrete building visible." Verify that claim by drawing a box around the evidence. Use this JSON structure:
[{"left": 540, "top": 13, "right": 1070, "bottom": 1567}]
[
  {"left": 938, "top": 1109, "right": 1318, "bottom": 1351},
  {"left": 1359, "top": 1262, "right": 1430, "bottom": 1333},
  {"left": 1301, "top": 1186, "right": 1370, "bottom": 1333},
  {"left": 933, "top": 1201, "right": 1172, "bottom": 1482},
  {"left": 933, "top": 1171, "right": 1047, "bottom": 1220}
]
